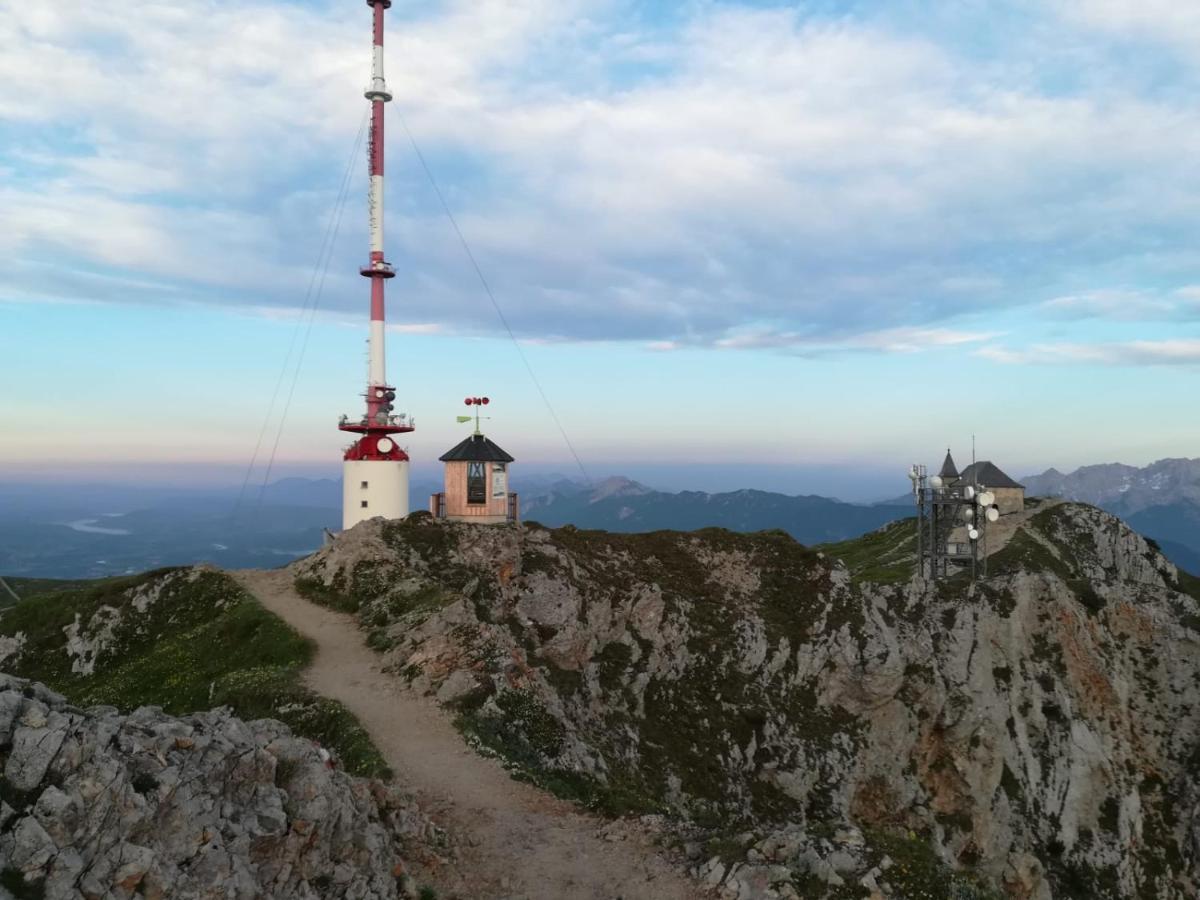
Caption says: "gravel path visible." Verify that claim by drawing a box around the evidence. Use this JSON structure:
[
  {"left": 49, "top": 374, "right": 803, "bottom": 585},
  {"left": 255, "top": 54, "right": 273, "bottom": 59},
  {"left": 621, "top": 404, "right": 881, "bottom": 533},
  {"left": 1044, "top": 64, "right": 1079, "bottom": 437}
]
[{"left": 230, "top": 568, "right": 703, "bottom": 900}]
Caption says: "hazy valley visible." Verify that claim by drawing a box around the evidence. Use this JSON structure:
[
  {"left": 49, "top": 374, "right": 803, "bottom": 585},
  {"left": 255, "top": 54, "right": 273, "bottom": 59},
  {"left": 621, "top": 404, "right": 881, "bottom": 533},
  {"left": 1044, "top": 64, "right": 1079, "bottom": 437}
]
[{"left": 5, "top": 458, "right": 1198, "bottom": 584}]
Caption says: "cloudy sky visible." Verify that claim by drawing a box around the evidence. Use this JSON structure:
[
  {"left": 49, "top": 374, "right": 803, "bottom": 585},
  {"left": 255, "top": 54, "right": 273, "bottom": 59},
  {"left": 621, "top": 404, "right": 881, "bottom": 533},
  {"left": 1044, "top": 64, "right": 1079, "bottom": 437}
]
[{"left": 2, "top": 0, "right": 1199, "bottom": 498}]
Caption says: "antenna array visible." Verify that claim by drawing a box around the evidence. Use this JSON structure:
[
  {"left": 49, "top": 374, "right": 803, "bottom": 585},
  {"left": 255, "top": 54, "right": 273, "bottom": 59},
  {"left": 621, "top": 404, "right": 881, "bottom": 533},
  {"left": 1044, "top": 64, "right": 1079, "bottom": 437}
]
[{"left": 908, "top": 463, "right": 999, "bottom": 582}]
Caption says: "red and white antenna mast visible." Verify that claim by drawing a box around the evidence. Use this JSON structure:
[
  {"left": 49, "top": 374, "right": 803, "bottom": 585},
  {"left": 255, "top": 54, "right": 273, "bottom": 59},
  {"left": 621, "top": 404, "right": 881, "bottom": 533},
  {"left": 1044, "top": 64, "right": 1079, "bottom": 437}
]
[{"left": 339, "top": 0, "right": 414, "bottom": 530}]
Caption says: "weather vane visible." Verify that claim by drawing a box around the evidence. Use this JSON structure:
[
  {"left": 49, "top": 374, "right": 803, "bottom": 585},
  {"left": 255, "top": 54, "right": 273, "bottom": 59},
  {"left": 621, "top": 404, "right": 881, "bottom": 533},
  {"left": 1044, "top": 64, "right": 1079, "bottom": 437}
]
[{"left": 457, "top": 396, "right": 491, "bottom": 435}]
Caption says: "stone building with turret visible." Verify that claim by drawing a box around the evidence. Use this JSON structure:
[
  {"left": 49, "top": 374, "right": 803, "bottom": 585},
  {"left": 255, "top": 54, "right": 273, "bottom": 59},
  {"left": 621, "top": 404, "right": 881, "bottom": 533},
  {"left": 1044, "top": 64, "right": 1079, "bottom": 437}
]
[{"left": 939, "top": 449, "right": 1026, "bottom": 516}]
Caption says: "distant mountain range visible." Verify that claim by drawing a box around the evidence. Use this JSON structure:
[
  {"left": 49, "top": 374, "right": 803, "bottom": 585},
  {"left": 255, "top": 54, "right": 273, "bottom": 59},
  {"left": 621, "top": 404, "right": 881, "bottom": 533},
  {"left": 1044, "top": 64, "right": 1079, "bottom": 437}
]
[
  {"left": 0, "top": 474, "right": 917, "bottom": 579},
  {"left": 1022, "top": 458, "right": 1200, "bottom": 573},
  {"left": 521, "top": 476, "right": 914, "bottom": 545},
  {"left": 1022, "top": 458, "right": 1200, "bottom": 512},
  {"left": 3, "top": 458, "right": 1197, "bottom": 580}
]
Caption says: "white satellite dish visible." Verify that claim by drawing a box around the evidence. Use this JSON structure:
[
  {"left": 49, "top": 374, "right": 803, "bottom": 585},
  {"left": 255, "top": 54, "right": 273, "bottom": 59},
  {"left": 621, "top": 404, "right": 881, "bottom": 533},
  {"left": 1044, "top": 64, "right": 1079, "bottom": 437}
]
[
  {"left": 979, "top": 491, "right": 996, "bottom": 507},
  {"left": 930, "top": 475, "right": 944, "bottom": 489},
  {"left": 377, "top": 438, "right": 394, "bottom": 453},
  {"left": 968, "top": 528, "right": 980, "bottom": 541},
  {"left": 986, "top": 507, "right": 1000, "bottom": 523},
  {"left": 963, "top": 507, "right": 975, "bottom": 522},
  {"left": 963, "top": 486, "right": 975, "bottom": 500}
]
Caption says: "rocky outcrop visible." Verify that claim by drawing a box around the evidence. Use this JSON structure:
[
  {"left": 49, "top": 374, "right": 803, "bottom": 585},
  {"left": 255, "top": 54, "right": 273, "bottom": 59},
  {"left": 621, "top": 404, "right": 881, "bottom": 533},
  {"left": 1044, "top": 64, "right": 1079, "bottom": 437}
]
[
  {"left": 0, "top": 674, "right": 441, "bottom": 899},
  {"left": 292, "top": 506, "right": 1200, "bottom": 899}
]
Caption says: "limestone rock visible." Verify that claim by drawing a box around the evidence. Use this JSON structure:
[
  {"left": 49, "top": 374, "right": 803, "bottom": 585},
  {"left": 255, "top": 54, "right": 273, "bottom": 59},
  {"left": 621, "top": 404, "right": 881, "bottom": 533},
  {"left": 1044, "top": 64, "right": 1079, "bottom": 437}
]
[
  {"left": 0, "top": 676, "right": 439, "bottom": 899},
  {"left": 296, "top": 505, "right": 1200, "bottom": 899}
]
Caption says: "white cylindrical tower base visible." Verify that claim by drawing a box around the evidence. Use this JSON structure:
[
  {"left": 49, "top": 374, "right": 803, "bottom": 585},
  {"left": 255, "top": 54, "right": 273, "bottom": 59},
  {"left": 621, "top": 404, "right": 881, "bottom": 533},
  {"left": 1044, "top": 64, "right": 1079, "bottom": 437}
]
[{"left": 343, "top": 458, "right": 410, "bottom": 530}]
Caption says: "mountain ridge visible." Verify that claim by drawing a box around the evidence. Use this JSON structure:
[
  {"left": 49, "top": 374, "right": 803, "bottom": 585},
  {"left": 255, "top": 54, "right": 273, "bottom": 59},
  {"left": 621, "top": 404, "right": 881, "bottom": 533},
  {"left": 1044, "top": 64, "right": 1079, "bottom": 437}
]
[
  {"left": 1022, "top": 457, "right": 1200, "bottom": 513},
  {"left": 287, "top": 502, "right": 1200, "bottom": 899},
  {"left": 1022, "top": 457, "right": 1200, "bottom": 573},
  {"left": 521, "top": 476, "right": 914, "bottom": 545}
]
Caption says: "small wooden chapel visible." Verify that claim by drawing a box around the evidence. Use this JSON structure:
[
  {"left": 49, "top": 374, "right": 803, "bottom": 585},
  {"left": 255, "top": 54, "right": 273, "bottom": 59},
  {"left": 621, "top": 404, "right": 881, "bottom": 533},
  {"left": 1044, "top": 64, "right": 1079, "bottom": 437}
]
[{"left": 428, "top": 397, "right": 518, "bottom": 524}]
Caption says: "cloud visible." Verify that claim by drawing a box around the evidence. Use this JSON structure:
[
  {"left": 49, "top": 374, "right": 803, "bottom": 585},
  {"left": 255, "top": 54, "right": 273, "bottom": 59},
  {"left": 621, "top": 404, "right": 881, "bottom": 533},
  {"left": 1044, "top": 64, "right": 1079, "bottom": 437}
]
[
  {"left": 1038, "top": 289, "right": 1200, "bottom": 321},
  {"left": 977, "top": 338, "right": 1200, "bottom": 366},
  {"left": 6, "top": 1, "right": 1200, "bottom": 352},
  {"left": 387, "top": 323, "right": 442, "bottom": 335},
  {"left": 1063, "top": 1, "right": 1200, "bottom": 51},
  {"left": 712, "top": 326, "right": 998, "bottom": 356}
]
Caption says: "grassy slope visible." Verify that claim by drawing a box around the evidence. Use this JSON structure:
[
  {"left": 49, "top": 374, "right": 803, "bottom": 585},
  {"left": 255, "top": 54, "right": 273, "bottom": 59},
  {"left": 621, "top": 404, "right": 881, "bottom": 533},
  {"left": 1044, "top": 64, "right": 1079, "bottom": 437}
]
[
  {"left": 1177, "top": 568, "right": 1200, "bottom": 603},
  {"left": 0, "top": 575, "right": 104, "bottom": 613},
  {"left": 0, "top": 568, "right": 389, "bottom": 778},
  {"left": 2, "top": 576, "right": 100, "bottom": 598},
  {"left": 816, "top": 517, "right": 917, "bottom": 585}
]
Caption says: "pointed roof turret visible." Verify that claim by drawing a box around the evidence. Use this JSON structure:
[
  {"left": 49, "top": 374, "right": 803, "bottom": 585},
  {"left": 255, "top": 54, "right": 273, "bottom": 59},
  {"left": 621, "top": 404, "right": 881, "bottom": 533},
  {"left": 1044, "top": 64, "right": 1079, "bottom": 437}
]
[
  {"left": 438, "top": 433, "right": 514, "bottom": 463},
  {"left": 940, "top": 449, "right": 960, "bottom": 481}
]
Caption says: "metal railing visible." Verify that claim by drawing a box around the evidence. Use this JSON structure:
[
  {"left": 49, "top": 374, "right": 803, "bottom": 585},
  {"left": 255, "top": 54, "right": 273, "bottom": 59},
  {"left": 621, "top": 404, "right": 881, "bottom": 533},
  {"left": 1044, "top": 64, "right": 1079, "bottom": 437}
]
[
  {"left": 338, "top": 413, "right": 414, "bottom": 428},
  {"left": 428, "top": 492, "right": 519, "bottom": 523}
]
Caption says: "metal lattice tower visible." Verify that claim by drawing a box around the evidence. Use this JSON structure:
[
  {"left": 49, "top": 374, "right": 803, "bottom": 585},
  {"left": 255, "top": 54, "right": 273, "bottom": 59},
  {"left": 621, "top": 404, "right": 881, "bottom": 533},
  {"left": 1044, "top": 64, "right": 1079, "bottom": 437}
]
[{"left": 909, "top": 452, "right": 1000, "bottom": 581}]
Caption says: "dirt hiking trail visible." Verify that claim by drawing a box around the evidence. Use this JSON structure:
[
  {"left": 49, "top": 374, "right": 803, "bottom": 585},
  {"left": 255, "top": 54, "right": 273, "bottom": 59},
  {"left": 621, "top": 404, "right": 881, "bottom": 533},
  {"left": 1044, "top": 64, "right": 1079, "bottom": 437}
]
[{"left": 231, "top": 568, "right": 704, "bottom": 900}]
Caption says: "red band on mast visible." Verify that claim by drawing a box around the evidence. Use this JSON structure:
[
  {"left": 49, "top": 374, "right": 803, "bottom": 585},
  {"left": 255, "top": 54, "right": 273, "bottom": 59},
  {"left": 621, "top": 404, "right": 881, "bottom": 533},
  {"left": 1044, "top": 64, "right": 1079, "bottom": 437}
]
[{"left": 371, "top": 276, "right": 385, "bottom": 322}]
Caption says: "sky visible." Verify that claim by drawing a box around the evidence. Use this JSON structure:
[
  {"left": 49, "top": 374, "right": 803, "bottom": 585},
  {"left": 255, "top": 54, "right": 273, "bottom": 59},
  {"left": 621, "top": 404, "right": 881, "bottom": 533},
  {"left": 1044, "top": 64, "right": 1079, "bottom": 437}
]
[{"left": 2, "top": 0, "right": 1200, "bottom": 501}]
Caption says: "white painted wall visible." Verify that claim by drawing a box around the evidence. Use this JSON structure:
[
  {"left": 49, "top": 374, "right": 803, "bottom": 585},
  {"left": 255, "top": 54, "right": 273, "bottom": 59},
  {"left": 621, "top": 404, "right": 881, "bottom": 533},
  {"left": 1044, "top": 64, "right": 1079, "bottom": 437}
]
[
  {"left": 343, "top": 458, "right": 409, "bottom": 530},
  {"left": 368, "top": 174, "right": 384, "bottom": 254}
]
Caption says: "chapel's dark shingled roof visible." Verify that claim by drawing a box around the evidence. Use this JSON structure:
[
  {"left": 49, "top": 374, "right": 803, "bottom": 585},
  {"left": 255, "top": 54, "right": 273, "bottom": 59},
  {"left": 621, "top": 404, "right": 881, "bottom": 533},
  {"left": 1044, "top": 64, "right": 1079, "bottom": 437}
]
[
  {"left": 959, "top": 461, "right": 1024, "bottom": 490},
  {"left": 438, "top": 433, "right": 515, "bottom": 463},
  {"left": 939, "top": 449, "right": 960, "bottom": 480}
]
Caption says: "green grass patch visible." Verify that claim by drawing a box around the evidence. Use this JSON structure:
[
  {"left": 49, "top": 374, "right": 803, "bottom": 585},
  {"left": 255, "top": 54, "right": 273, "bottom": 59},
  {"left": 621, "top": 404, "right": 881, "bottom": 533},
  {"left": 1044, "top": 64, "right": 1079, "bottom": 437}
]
[
  {"left": 0, "top": 569, "right": 389, "bottom": 778},
  {"left": 0, "top": 575, "right": 102, "bottom": 608},
  {"left": 818, "top": 519, "right": 917, "bottom": 585},
  {"left": 0, "top": 866, "right": 44, "bottom": 900},
  {"left": 454, "top": 691, "right": 663, "bottom": 818},
  {"left": 294, "top": 574, "right": 358, "bottom": 613},
  {"left": 1174, "top": 568, "right": 1200, "bottom": 604},
  {"left": 595, "top": 641, "right": 633, "bottom": 690},
  {"left": 865, "top": 829, "right": 1003, "bottom": 900},
  {"left": 209, "top": 666, "right": 388, "bottom": 778},
  {"left": 988, "top": 528, "right": 1073, "bottom": 581}
]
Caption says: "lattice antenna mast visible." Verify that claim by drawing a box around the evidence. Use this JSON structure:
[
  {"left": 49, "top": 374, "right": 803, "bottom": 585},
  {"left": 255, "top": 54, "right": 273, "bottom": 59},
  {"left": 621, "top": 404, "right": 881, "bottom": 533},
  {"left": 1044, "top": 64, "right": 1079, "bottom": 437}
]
[
  {"left": 364, "top": 0, "right": 395, "bottom": 399},
  {"left": 911, "top": 447, "right": 999, "bottom": 583},
  {"left": 337, "top": 0, "right": 414, "bottom": 531}
]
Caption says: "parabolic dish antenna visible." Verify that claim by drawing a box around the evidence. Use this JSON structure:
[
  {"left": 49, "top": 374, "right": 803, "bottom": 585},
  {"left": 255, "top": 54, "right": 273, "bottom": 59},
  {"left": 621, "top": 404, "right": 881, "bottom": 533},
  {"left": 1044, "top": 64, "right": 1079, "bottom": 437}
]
[
  {"left": 964, "top": 486, "right": 975, "bottom": 500},
  {"left": 979, "top": 491, "right": 996, "bottom": 507},
  {"left": 968, "top": 528, "right": 980, "bottom": 541},
  {"left": 986, "top": 507, "right": 1000, "bottom": 523},
  {"left": 963, "top": 508, "right": 975, "bottom": 522}
]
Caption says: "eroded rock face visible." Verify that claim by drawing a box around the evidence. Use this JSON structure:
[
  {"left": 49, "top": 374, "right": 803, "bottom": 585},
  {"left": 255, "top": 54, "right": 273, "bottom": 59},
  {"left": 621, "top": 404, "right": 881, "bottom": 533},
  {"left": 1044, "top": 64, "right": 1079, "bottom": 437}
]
[
  {"left": 0, "top": 675, "right": 438, "bottom": 899},
  {"left": 292, "top": 506, "right": 1200, "bottom": 899}
]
